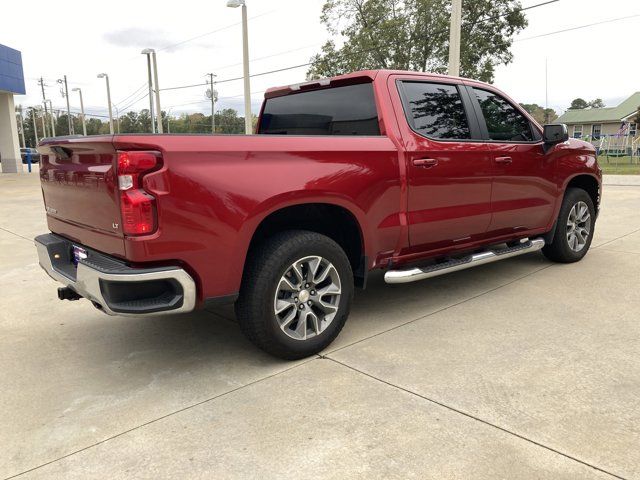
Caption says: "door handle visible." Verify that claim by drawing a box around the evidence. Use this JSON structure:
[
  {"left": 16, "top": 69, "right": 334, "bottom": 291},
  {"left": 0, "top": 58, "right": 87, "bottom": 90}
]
[
  {"left": 495, "top": 156, "right": 513, "bottom": 164},
  {"left": 413, "top": 158, "right": 438, "bottom": 168}
]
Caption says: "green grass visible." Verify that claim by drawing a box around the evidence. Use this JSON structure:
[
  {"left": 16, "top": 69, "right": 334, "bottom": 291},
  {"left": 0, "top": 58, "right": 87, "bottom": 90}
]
[{"left": 597, "top": 156, "right": 640, "bottom": 175}]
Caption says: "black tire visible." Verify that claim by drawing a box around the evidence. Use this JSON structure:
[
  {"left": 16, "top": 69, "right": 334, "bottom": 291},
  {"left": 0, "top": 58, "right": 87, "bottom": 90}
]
[
  {"left": 542, "top": 188, "right": 596, "bottom": 263},
  {"left": 235, "top": 230, "right": 354, "bottom": 359}
]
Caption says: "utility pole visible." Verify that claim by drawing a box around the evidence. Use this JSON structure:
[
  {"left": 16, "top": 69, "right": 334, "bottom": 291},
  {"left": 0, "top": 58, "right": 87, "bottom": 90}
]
[
  {"left": 37, "top": 77, "right": 49, "bottom": 137},
  {"left": 44, "top": 100, "right": 56, "bottom": 136},
  {"left": 447, "top": 0, "right": 462, "bottom": 77},
  {"left": 151, "top": 50, "right": 163, "bottom": 133},
  {"left": 207, "top": 73, "right": 217, "bottom": 134},
  {"left": 39, "top": 108, "right": 46, "bottom": 137},
  {"left": 114, "top": 105, "right": 121, "bottom": 133},
  {"left": 72, "top": 88, "right": 87, "bottom": 135},
  {"left": 30, "top": 107, "right": 39, "bottom": 145},
  {"left": 57, "top": 76, "right": 73, "bottom": 134},
  {"left": 142, "top": 50, "right": 156, "bottom": 133},
  {"left": 17, "top": 106, "right": 26, "bottom": 148}
]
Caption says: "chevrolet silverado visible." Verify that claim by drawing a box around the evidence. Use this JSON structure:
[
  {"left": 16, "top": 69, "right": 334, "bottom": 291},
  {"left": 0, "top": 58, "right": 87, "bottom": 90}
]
[{"left": 35, "top": 69, "right": 602, "bottom": 359}]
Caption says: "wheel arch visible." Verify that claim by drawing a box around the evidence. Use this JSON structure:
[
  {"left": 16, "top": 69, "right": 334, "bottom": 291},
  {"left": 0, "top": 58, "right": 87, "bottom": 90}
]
[
  {"left": 545, "top": 173, "right": 601, "bottom": 245},
  {"left": 564, "top": 173, "right": 600, "bottom": 210},
  {"left": 238, "top": 197, "right": 371, "bottom": 290}
]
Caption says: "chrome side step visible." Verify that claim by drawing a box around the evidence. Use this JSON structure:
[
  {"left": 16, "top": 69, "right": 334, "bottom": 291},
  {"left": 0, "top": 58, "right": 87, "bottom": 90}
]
[{"left": 384, "top": 238, "right": 545, "bottom": 284}]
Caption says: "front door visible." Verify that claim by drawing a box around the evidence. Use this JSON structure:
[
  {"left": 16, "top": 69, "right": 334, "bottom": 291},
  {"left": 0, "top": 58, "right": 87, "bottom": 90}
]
[
  {"left": 466, "top": 85, "right": 556, "bottom": 236},
  {"left": 391, "top": 77, "right": 493, "bottom": 252}
]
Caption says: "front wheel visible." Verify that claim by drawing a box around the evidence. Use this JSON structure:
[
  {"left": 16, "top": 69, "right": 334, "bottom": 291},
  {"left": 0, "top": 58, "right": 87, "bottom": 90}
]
[
  {"left": 236, "top": 230, "right": 353, "bottom": 359},
  {"left": 542, "top": 187, "right": 596, "bottom": 263}
]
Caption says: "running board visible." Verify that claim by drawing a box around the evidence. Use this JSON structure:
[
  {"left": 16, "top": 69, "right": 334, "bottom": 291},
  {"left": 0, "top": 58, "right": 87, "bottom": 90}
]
[{"left": 384, "top": 238, "right": 546, "bottom": 284}]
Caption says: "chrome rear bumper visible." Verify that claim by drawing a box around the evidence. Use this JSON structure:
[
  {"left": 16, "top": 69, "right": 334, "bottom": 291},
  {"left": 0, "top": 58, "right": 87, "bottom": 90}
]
[{"left": 35, "top": 233, "right": 196, "bottom": 316}]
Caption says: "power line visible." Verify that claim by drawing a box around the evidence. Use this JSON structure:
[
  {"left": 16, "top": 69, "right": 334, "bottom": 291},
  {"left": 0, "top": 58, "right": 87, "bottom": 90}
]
[
  {"left": 160, "top": 63, "right": 311, "bottom": 92},
  {"left": 114, "top": 82, "right": 148, "bottom": 107},
  {"left": 475, "top": 0, "right": 560, "bottom": 23},
  {"left": 50, "top": 107, "right": 110, "bottom": 119},
  {"left": 213, "top": 43, "right": 321, "bottom": 71},
  {"left": 172, "top": 0, "right": 561, "bottom": 93},
  {"left": 164, "top": 90, "right": 266, "bottom": 110},
  {"left": 516, "top": 13, "right": 640, "bottom": 41},
  {"left": 158, "top": 9, "right": 277, "bottom": 52},
  {"left": 117, "top": 92, "right": 150, "bottom": 113}
]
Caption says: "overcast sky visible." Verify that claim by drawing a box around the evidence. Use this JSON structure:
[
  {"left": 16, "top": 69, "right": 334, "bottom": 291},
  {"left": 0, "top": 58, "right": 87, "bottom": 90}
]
[{"left": 2, "top": 0, "right": 639, "bottom": 119}]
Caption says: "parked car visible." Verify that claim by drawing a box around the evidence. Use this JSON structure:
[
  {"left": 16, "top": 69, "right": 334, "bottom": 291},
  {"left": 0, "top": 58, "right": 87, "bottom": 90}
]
[
  {"left": 20, "top": 148, "right": 40, "bottom": 164},
  {"left": 34, "top": 69, "right": 602, "bottom": 359}
]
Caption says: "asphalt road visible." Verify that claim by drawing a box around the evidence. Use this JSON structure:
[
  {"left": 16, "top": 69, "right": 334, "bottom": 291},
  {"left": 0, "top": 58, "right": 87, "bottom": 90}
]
[{"left": 1, "top": 170, "right": 638, "bottom": 479}]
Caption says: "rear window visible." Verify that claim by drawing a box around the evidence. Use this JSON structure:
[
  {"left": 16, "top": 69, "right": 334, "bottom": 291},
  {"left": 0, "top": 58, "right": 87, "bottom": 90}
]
[
  {"left": 259, "top": 83, "right": 380, "bottom": 135},
  {"left": 400, "top": 82, "right": 471, "bottom": 140}
]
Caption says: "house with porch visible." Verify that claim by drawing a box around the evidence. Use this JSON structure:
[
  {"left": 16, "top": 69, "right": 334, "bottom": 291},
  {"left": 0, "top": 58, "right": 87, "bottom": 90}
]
[{"left": 556, "top": 92, "right": 640, "bottom": 156}]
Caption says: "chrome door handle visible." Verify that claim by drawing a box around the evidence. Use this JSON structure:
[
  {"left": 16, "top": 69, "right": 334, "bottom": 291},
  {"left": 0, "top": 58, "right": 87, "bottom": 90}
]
[
  {"left": 413, "top": 158, "right": 438, "bottom": 168},
  {"left": 495, "top": 156, "right": 513, "bottom": 164}
]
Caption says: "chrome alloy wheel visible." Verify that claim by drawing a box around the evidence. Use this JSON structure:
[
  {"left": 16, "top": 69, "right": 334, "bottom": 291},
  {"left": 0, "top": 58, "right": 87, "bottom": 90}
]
[
  {"left": 273, "top": 256, "right": 342, "bottom": 341},
  {"left": 566, "top": 201, "right": 592, "bottom": 252}
]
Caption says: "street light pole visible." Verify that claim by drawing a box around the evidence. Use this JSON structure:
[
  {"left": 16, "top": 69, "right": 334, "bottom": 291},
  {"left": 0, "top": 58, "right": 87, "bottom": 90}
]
[
  {"left": 141, "top": 49, "right": 156, "bottom": 133},
  {"left": 44, "top": 100, "right": 56, "bottom": 136},
  {"left": 151, "top": 50, "right": 163, "bottom": 133},
  {"left": 72, "top": 88, "right": 87, "bottom": 136},
  {"left": 97, "top": 73, "right": 114, "bottom": 134},
  {"left": 227, "top": 0, "right": 253, "bottom": 134},
  {"left": 447, "top": 0, "right": 462, "bottom": 77},
  {"left": 57, "top": 75, "right": 73, "bottom": 134}
]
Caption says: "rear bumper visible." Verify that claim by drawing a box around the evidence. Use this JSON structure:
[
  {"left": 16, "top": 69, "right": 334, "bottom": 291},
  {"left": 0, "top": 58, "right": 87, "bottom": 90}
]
[{"left": 35, "top": 233, "right": 196, "bottom": 316}]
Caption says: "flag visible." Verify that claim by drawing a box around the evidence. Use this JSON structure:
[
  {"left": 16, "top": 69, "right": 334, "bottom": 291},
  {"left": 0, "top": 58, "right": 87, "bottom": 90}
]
[{"left": 616, "top": 122, "right": 629, "bottom": 137}]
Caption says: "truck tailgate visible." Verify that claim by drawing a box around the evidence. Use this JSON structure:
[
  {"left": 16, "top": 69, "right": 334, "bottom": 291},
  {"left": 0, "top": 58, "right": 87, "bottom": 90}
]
[{"left": 38, "top": 137, "right": 125, "bottom": 256}]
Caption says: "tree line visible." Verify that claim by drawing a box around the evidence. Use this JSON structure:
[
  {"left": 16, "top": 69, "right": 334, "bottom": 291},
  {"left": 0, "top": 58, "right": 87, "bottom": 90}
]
[{"left": 18, "top": 108, "right": 253, "bottom": 147}]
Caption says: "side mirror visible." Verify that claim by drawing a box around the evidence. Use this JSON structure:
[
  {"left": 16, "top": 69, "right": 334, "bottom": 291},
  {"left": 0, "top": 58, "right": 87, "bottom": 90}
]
[{"left": 543, "top": 124, "right": 569, "bottom": 144}]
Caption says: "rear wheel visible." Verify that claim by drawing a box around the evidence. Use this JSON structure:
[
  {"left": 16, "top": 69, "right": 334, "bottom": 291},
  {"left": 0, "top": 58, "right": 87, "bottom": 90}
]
[
  {"left": 236, "top": 230, "right": 353, "bottom": 359},
  {"left": 542, "top": 188, "right": 596, "bottom": 263}
]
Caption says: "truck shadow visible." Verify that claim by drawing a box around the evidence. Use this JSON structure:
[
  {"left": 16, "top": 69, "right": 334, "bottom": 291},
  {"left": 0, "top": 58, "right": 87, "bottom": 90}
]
[
  {"left": 72, "top": 254, "right": 548, "bottom": 374},
  {"left": 200, "top": 253, "right": 549, "bottom": 355}
]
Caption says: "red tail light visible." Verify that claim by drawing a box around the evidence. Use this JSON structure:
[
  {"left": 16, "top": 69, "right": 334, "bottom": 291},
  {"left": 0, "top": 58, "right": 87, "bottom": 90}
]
[{"left": 116, "top": 151, "right": 160, "bottom": 235}]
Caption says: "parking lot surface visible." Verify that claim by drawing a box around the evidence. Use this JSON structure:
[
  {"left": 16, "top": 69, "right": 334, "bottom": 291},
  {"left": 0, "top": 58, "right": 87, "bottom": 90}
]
[{"left": 1, "top": 171, "right": 639, "bottom": 479}]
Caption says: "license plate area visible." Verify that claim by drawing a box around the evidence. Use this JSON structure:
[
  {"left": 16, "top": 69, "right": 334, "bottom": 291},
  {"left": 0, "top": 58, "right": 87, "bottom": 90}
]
[{"left": 72, "top": 245, "right": 88, "bottom": 266}]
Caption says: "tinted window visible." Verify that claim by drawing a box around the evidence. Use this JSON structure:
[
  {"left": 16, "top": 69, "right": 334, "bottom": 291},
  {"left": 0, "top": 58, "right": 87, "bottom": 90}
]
[
  {"left": 259, "top": 83, "right": 380, "bottom": 135},
  {"left": 401, "top": 82, "right": 471, "bottom": 139},
  {"left": 473, "top": 88, "right": 533, "bottom": 141}
]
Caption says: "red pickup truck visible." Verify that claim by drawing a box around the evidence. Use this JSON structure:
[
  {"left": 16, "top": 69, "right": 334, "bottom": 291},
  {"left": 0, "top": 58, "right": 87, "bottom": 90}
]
[{"left": 35, "top": 69, "right": 602, "bottom": 359}]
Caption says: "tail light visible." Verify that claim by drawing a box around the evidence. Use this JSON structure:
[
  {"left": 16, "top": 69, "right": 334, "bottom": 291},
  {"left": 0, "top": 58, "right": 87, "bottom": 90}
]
[{"left": 116, "top": 151, "right": 160, "bottom": 235}]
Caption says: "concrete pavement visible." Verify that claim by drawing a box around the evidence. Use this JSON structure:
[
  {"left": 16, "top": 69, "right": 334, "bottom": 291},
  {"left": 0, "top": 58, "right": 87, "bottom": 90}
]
[{"left": 1, "top": 171, "right": 638, "bottom": 479}]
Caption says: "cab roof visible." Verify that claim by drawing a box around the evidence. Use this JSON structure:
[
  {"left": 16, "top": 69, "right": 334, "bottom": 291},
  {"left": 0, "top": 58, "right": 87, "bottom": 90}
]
[{"left": 264, "top": 69, "right": 490, "bottom": 99}]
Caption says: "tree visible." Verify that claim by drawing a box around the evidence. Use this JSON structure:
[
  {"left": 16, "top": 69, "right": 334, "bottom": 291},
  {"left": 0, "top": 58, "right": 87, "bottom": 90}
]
[
  {"left": 307, "top": 0, "right": 528, "bottom": 83},
  {"left": 569, "top": 98, "right": 589, "bottom": 110},
  {"left": 520, "top": 103, "right": 558, "bottom": 124},
  {"left": 568, "top": 98, "right": 605, "bottom": 110}
]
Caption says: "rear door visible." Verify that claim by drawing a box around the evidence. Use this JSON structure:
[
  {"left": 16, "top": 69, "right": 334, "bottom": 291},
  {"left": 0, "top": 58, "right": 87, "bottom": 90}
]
[
  {"left": 390, "top": 75, "right": 493, "bottom": 252},
  {"left": 38, "top": 137, "right": 125, "bottom": 255},
  {"left": 465, "top": 85, "right": 556, "bottom": 236}
]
